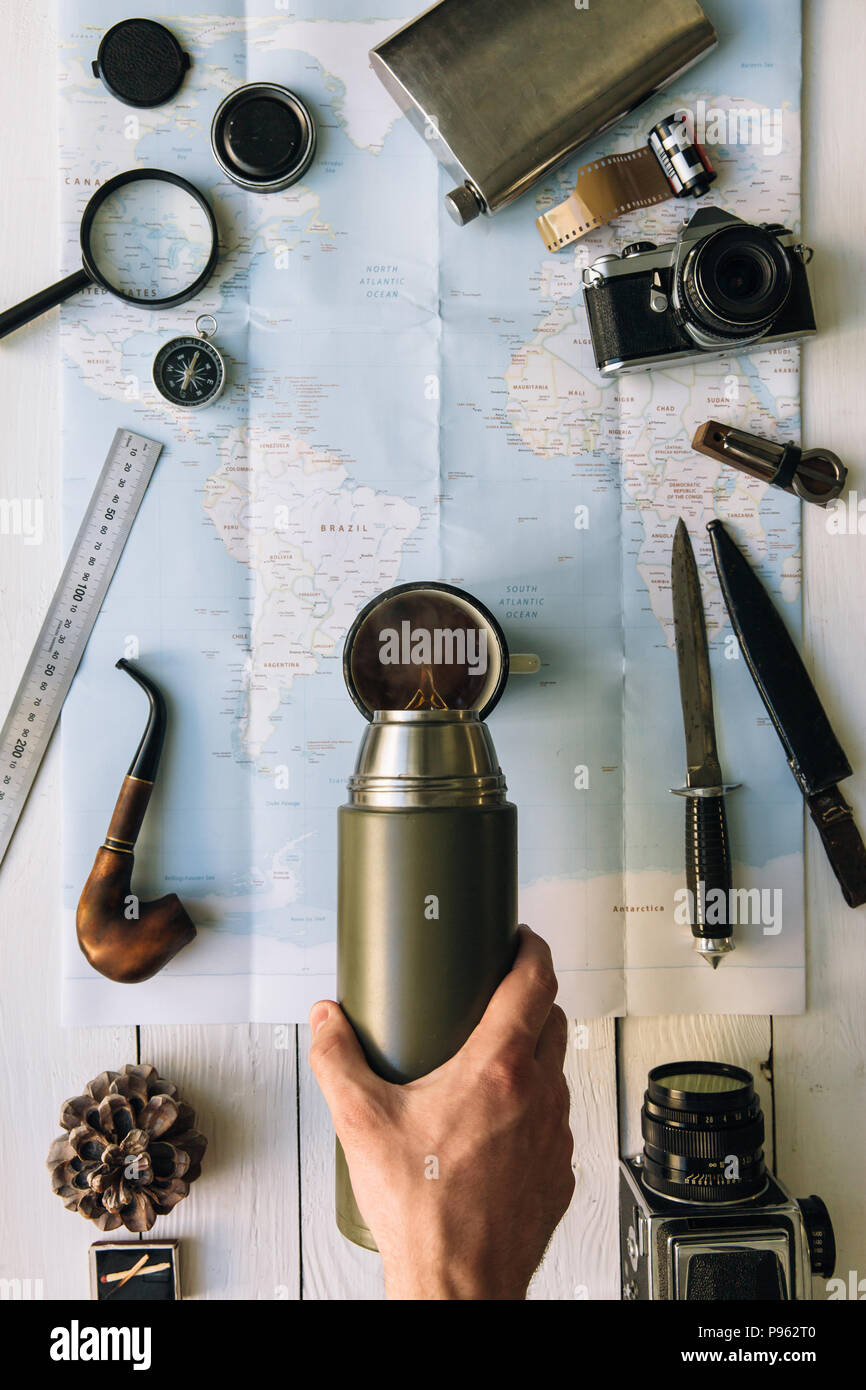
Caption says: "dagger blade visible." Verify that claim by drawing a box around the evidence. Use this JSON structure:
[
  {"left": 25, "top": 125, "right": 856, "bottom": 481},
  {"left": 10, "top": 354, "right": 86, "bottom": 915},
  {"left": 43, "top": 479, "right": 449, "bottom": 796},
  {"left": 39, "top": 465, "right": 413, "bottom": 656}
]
[
  {"left": 672, "top": 519, "right": 723, "bottom": 789},
  {"left": 707, "top": 520, "right": 851, "bottom": 795}
]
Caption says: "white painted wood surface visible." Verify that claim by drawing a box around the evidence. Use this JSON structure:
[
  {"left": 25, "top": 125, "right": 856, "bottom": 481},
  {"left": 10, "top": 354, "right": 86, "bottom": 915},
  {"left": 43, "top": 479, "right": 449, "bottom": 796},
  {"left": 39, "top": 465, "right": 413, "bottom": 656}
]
[
  {"left": 0, "top": 0, "right": 863, "bottom": 1300},
  {"left": 771, "top": 0, "right": 866, "bottom": 1293}
]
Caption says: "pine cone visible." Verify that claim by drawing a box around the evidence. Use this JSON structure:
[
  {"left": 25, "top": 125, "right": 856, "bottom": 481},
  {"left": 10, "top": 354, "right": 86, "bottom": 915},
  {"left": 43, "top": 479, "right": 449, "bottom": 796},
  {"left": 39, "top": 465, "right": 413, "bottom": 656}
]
[{"left": 47, "top": 1063, "right": 207, "bottom": 1233}]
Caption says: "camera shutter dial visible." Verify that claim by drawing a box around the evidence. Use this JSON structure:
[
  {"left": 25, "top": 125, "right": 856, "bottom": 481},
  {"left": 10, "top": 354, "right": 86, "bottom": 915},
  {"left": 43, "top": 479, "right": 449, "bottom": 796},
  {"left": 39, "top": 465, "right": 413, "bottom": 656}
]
[{"left": 799, "top": 1195, "right": 836, "bottom": 1276}]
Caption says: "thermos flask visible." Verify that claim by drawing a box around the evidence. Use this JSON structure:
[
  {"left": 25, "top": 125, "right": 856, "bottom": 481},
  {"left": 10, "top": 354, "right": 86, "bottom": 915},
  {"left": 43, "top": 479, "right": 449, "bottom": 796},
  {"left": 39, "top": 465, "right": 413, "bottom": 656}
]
[{"left": 335, "top": 583, "right": 526, "bottom": 1250}]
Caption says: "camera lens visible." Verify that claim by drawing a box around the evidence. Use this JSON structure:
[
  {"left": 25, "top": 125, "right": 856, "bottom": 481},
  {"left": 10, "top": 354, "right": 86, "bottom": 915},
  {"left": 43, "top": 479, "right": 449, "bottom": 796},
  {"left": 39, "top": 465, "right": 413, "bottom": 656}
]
[
  {"left": 680, "top": 225, "right": 792, "bottom": 340},
  {"left": 640, "top": 1061, "right": 767, "bottom": 1203},
  {"left": 211, "top": 83, "right": 316, "bottom": 193},
  {"left": 715, "top": 251, "right": 766, "bottom": 300}
]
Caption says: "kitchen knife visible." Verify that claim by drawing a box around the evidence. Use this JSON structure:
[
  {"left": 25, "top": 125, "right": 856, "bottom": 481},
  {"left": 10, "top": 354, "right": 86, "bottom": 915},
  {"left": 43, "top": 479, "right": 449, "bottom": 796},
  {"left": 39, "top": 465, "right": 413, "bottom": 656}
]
[{"left": 708, "top": 519, "right": 866, "bottom": 909}]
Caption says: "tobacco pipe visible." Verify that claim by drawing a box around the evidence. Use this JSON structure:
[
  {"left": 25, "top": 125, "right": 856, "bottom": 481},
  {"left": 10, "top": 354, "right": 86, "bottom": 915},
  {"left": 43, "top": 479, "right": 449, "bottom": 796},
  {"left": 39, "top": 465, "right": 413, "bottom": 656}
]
[{"left": 76, "top": 659, "right": 196, "bottom": 983}]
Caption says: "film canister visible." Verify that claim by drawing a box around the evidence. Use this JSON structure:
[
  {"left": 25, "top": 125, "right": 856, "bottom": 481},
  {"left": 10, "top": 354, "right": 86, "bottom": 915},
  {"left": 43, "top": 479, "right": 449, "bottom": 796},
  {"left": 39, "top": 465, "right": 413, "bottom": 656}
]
[
  {"left": 210, "top": 83, "right": 317, "bottom": 193},
  {"left": 648, "top": 113, "right": 716, "bottom": 198}
]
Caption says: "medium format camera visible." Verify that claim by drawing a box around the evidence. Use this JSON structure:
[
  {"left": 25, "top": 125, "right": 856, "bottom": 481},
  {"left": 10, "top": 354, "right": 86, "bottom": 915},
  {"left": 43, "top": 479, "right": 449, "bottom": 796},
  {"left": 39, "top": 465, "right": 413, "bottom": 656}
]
[
  {"left": 619, "top": 1061, "right": 835, "bottom": 1300},
  {"left": 583, "top": 207, "right": 816, "bottom": 375}
]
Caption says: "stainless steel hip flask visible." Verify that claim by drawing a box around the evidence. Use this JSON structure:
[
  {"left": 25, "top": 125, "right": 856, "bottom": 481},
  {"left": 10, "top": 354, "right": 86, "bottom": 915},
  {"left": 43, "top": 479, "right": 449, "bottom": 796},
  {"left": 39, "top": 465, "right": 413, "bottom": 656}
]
[{"left": 370, "top": 0, "right": 717, "bottom": 225}]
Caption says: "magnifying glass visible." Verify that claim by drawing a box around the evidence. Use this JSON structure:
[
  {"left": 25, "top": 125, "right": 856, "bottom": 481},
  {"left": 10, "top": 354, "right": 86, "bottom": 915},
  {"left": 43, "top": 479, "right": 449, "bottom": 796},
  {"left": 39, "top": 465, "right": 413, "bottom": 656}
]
[{"left": 0, "top": 168, "right": 219, "bottom": 340}]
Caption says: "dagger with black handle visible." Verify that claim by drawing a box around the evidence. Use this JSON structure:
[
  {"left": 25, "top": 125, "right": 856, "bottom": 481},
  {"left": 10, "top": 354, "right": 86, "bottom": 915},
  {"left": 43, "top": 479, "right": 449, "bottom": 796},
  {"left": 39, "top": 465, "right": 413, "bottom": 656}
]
[
  {"left": 671, "top": 519, "right": 739, "bottom": 968},
  {"left": 708, "top": 519, "right": 866, "bottom": 909}
]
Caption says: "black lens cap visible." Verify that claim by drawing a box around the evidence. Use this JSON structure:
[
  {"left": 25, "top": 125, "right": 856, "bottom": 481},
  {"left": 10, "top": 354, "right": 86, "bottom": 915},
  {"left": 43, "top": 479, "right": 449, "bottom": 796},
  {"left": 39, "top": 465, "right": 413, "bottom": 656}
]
[
  {"left": 224, "top": 98, "right": 302, "bottom": 178},
  {"left": 211, "top": 84, "right": 317, "bottom": 193},
  {"left": 92, "top": 18, "right": 191, "bottom": 109}
]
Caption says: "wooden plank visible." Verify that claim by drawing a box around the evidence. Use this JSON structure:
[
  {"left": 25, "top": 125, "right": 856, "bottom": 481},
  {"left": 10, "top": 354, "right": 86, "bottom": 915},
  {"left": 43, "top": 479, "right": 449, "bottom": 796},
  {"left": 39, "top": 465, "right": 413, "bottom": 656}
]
[
  {"left": 299, "top": 1016, "right": 618, "bottom": 1300},
  {"left": 529, "top": 1019, "right": 619, "bottom": 1300},
  {"left": 772, "top": 0, "right": 866, "bottom": 1303},
  {"left": 298, "top": 1022, "right": 385, "bottom": 1300},
  {"left": 0, "top": 0, "right": 140, "bottom": 1303},
  {"left": 138, "top": 1024, "right": 300, "bottom": 1300},
  {"left": 0, "top": 993, "right": 134, "bottom": 1301}
]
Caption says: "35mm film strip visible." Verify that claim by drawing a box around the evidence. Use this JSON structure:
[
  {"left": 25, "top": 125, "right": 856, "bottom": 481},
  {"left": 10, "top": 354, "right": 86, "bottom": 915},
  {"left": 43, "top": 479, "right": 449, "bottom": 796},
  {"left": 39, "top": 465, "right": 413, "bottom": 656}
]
[{"left": 537, "top": 113, "right": 716, "bottom": 252}]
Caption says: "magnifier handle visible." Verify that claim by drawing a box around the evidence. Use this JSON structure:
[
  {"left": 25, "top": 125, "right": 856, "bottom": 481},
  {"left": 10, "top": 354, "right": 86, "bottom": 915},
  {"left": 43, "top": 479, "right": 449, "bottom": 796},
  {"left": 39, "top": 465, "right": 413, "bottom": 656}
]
[{"left": 0, "top": 267, "right": 92, "bottom": 340}]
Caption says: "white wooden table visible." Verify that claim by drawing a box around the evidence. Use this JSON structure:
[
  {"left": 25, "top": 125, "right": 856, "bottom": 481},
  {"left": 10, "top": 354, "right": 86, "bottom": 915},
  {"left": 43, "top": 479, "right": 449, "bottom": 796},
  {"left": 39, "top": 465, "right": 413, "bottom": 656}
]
[{"left": 1, "top": 0, "right": 864, "bottom": 1300}]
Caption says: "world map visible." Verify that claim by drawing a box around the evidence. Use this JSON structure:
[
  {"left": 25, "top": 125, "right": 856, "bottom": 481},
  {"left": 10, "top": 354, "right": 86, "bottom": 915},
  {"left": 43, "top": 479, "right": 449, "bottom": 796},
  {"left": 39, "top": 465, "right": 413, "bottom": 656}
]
[{"left": 59, "top": 0, "right": 806, "bottom": 1021}]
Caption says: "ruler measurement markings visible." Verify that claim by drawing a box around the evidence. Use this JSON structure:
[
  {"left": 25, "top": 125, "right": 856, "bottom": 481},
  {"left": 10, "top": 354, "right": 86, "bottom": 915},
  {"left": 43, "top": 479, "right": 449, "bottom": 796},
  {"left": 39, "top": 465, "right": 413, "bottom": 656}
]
[{"left": 0, "top": 430, "right": 163, "bottom": 864}]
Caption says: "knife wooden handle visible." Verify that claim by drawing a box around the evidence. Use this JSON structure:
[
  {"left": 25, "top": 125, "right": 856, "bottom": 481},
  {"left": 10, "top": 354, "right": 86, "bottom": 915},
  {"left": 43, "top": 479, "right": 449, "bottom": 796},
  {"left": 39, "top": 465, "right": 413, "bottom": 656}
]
[{"left": 685, "top": 794, "right": 733, "bottom": 937}]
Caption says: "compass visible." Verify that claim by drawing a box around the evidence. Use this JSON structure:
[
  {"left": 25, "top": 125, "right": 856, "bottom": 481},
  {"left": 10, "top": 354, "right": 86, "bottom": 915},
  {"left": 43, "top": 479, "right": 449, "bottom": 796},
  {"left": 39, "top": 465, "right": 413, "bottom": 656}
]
[{"left": 153, "top": 315, "right": 226, "bottom": 409}]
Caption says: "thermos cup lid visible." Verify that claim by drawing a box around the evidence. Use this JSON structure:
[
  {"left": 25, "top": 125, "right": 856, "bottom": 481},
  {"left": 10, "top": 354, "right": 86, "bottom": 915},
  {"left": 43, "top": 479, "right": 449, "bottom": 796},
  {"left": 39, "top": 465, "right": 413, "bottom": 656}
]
[
  {"left": 211, "top": 83, "right": 317, "bottom": 192},
  {"left": 343, "top": 582, "right": 510, "bottom": 721}
]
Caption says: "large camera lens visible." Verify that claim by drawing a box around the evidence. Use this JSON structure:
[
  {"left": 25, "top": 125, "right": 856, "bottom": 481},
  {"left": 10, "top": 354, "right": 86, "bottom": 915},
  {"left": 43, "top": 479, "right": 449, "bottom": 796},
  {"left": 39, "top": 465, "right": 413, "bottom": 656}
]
[
  {"left": 680, "top": 225, "right": 792, "bottom": 341},
  {"left": 640, "top": 1061, "right": 767, "bottom": 1203}
]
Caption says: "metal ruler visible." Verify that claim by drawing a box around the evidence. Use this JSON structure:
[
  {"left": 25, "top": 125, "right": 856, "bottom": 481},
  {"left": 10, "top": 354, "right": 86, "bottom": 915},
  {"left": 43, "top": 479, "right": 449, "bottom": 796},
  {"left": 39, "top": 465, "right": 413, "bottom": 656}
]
[{"left": 0, "top": 428, "right": 163, "bottom": 867}]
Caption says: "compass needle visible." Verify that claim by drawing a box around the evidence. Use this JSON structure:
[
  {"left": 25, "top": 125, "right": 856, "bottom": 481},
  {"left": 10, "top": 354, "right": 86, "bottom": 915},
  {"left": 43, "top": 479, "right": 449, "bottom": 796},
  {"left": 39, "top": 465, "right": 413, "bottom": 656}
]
[{"left": 180, "top": 349, "right": 200, "bottom": 392}]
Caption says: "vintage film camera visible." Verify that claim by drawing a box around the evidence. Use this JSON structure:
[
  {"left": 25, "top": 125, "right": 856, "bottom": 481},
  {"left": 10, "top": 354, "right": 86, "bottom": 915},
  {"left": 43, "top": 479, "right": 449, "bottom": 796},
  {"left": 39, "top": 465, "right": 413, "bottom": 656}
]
[
  {"left": 583, "top": 208, "right": 816, "bottom": 375},
  {"left": 619, "top": 1062, "right": 835, "bottom": 1300}
]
